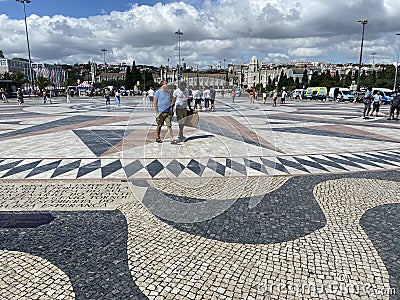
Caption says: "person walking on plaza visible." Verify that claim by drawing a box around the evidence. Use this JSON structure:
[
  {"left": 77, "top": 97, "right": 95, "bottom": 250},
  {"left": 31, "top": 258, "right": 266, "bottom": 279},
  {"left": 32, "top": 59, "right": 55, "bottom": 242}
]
[
  {"left": 115, "top": 89, "right": 121, "bottom": 107},
  {"left": 262, "top": 91, "right": 267, "bottom": 104},
  {"left": 173, "top": 81, "right": 189, "bottom": 141},
  {"left": 148, "top": 87, "right": 155, "bottom": 105},
  {"left": 250, "top": 89, "right": 256, "bottom": 103},
  {"left": 42, "top": 88, "right": 47, "bottom": 104},
  {"left": 210, "top": 87, "right": 216, "bottom": 111},
  {"left": 1, "top": 88, "right": 8, "bottom": 103},
  {"left": 370, "top": 90, "right": 381, "bottom": 117},
  {"left": 193, "top": 88, "right": 202, "bottom": 111},
  {"left": 66, "top": 87, "right": 71, "bottom": 104},
  {"left": 142, "top": 89, "right": 148, "bottom": 110},
  {"left": 388, "top": 90, "right": 400, "bottom": 120},
  {"left": 280, "top": 88, "right": 287, "bottom": 105},
  {"left": 105, "top": 88, "right": 111, "bottom": 105},
  {"left": 17, "top": 88, "right": 24, "bottom": 105},
  {"left": 203, "top": 87, "right": 211, "bottom": 110},
  {"left": 272, "top": 90, "right": 278, "bottom": 107},
  {"left": 231, "top": 89, "right": 236, "bottom": 102},
  {"left": 363, "top": 86, "right": 373, "bottom": 119},
  {"left": 154, "top": 81, "right": 177, "bottom": 144}
]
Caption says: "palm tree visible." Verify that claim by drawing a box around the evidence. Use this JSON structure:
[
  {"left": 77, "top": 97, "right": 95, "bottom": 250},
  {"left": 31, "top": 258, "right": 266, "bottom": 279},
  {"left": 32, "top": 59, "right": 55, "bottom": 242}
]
[
  {"left": 0, "top": 72, "right": 13, "bottom": 80},
  {"left": 36, "top": 76, "right": 52, "bottom": 91},
  {"left": 13, "top": 73, "right": 28, "bottom": 88}
]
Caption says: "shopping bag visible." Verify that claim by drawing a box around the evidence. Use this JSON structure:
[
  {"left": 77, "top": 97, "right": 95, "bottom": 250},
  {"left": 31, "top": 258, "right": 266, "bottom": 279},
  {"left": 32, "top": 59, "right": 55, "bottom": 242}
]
[{"left": 184, "top": 111, "right": 199, "bottom": 127}]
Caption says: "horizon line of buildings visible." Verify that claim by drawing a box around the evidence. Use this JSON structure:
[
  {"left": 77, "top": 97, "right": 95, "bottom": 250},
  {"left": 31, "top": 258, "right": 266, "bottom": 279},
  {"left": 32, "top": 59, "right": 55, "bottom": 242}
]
[{"left": 0, "top": 50, "right": 384, "bottom": 90}]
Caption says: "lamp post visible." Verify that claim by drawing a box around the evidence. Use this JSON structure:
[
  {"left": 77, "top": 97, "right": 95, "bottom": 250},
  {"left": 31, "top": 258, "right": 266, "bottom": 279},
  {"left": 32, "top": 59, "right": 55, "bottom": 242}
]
[
  {"left": 16, "top": 0, "right": 34, "bottom": 92},
  {"left": 371, "top": 52, "right": 376, "bottom": 66},
  {"left": 174, "top": 29, "right": 183, "bottom": 82},
  {"left": 393, "top": 33, "right": 400, "bottom": 91},
  {"left": 167, "top": 58, "right": 170, "bottom": 82},
  {"left": 371, "top": 52, "right": 377, "bottom": 82},
  {"left": 356, "top": 19, "right": 368, "bottom": 91},
  {"left": 101, "top": 48, "right": 107, "bottom": 65},
  {"left": 101, "top": 48, "right": 107, "bottom": 82}
]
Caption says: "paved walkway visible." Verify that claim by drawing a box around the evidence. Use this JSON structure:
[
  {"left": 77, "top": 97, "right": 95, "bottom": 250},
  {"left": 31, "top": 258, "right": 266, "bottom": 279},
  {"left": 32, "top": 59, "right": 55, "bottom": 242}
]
[{"left": 0, "top": 96, "right": 399, "bottom": 299}]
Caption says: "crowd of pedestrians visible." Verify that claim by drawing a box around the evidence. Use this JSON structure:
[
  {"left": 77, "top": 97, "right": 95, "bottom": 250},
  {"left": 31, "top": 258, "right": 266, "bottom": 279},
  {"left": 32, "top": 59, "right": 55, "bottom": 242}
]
[{"left": 362, "top": 86, "right": 400, "bottom": 120}]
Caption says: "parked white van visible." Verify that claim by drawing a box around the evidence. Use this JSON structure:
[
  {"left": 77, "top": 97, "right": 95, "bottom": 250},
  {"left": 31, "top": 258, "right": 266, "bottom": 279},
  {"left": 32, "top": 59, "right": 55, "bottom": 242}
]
[{"left": 328, "top": 87, "right": 355, "bottom": 101}]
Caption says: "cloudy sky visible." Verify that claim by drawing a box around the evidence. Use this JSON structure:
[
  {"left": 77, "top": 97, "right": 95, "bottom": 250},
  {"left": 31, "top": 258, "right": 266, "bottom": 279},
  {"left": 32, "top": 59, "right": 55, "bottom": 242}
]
[{"left": 1, "top": 0, "right": 399, "bottom": 68}]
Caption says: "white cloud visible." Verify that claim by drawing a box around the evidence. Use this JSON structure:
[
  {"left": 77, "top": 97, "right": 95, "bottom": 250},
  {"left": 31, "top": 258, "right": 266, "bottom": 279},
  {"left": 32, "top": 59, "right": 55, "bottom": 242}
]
[{"left": 1, "top": 0, "right": 400, "bottom": 67}]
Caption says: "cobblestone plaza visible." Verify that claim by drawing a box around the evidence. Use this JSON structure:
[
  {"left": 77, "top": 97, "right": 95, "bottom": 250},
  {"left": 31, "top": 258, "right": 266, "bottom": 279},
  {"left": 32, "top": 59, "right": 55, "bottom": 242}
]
[{"left": 0, "top": 95, "right": 399, "bottom": 299}]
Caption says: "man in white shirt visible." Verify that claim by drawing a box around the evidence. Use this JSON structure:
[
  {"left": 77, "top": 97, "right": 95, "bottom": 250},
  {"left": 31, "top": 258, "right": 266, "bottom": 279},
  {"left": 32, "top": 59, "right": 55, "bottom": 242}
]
[
  {"left": 173, "top": 81, "right": 189, "bottom": 141},
  {"left": 193, "top": 89, "right": 202, "bottom": 111},
  {"left": 147, "top": 87, "right": 155, "bottom": 104},
  {"left": 281, "top": 89, "right": 287, "bottom": 105},
  {"left": 203, "top": 87, "right": 211, "bottom": 110}
]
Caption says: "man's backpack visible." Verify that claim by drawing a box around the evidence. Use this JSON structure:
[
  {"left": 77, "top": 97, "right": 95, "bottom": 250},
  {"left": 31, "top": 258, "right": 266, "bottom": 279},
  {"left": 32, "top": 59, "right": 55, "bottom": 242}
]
[{"left": 392, "top": 94, "right": 400, "bottom": 106}]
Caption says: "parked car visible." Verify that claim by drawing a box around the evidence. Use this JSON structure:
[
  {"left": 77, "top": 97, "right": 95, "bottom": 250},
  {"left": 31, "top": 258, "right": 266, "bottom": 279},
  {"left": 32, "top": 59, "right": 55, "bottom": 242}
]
[{"left": 292, "top": 89, "right": 305, "bottom": 99}]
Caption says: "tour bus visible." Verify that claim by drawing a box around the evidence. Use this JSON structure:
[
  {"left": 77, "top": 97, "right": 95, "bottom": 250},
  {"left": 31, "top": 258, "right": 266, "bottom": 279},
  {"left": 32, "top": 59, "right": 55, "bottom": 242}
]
[{"left": 305, "top": 87, "right": 327, "bottom": 100}]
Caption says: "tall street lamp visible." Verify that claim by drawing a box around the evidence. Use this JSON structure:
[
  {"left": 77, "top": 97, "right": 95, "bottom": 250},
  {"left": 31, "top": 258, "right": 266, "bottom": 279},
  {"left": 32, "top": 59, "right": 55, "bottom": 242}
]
[
  {"left": 371, "top": 52, "right": 377, "bottom": 81},
  {"left": 101, "top": 48, "right": 107, "bottom": 81},
  {"left": 357, "top": 19, "right": 368, "bottom": 91},
  {"left": 224, "top": 59, "right": 229, "bottom": 84},
  {"left": 371, "top": 51, "right": 376, "bottom": 73},
  {"left": 175, "top": 29, "right": 183, "bottom": 82},
  {"left": 393, "top": 33, "right": 400, "bottom": 91},
  {"left": 101, "top": 48, "right": 107, "bottom": 65},
  {"left": 16, "top": 0, "right": 34, "bottom": 92}
]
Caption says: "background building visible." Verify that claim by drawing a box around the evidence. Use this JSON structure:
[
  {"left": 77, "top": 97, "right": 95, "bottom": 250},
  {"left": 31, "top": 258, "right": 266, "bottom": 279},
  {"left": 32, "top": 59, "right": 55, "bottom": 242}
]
[{"left": 0, "top": 50, "right": 65, "bottom": 89}]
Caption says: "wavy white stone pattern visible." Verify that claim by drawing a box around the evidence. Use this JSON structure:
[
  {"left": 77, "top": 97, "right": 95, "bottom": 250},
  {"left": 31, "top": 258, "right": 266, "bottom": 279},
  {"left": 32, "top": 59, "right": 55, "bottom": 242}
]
[
  {"left": 121, "top": 178, "right": 399, "bottom": 299},
  {"left": 0, "top": 250, "right": 75, "bottom": 299}
]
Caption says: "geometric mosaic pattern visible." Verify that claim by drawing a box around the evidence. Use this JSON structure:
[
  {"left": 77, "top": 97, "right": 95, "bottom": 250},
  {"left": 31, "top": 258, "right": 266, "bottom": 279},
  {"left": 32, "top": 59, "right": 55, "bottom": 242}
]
[{"left": 0, "top": 149, "right": 400, "bottom": 179}]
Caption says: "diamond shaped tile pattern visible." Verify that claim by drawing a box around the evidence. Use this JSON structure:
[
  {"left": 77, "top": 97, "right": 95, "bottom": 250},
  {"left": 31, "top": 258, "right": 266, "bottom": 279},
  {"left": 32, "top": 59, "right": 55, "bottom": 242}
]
[{"left": 0, "top": 149, "right": 400, "bottom": 179}]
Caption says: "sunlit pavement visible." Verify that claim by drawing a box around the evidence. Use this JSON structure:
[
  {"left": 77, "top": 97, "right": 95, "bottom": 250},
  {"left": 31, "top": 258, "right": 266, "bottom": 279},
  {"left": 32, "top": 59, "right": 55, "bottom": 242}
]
[{"left": 0, "top": 96, "right": 399, "bottom": 299}]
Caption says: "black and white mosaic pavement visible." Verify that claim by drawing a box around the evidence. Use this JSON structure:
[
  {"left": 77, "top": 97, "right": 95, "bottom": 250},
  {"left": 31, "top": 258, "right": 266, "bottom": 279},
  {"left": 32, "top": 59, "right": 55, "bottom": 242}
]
[
  {"left": 1, "top": 97, "right": 400, "bottom": 299},
  {"left": 0, "top": 211, "right": 146, "bottom": 299},
  {"left": 0, "top": 148, "right": 400, "bottom": 179},
  {"left": 361, "top": 204, "right": 400, "bottom": 300}
]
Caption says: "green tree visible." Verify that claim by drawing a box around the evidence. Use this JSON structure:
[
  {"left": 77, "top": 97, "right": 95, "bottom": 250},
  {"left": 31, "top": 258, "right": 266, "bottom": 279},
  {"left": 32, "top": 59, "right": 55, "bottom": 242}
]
[
  {"left": 309, "top": 71, "right": 320, "bottom": 86},
  {"left": 36, "top": 76, "right": 52, "bottom": 91},
  {"left": 12, "top": 72, "right": 28, "bottom": 88},
  {"left": 140, "top": 69, "right": 155, "bottom": 91},
  {"left": 125, "top": 66, "right": 134, "bottom": 89},
  {"left": 131, "top": 61, "right": 141, "bottom": 88},
  {"left": 302, "top": 69, "right": 308, "bottom": 86},
  {"left": 0, "top": 72, "right": 13, "bottom": 80},
  {"left": 295, "top": 77, "right": 300, "bottom": 89}
]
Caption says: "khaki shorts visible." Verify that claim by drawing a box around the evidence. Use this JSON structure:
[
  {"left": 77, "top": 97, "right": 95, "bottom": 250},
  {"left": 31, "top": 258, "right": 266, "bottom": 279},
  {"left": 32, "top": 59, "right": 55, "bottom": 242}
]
[
  {"left": 175, "top": 108, "right": 188, "bottom": 124},
  {"left": 156, "top": 111, "right": 172, "bottom": 127}
]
